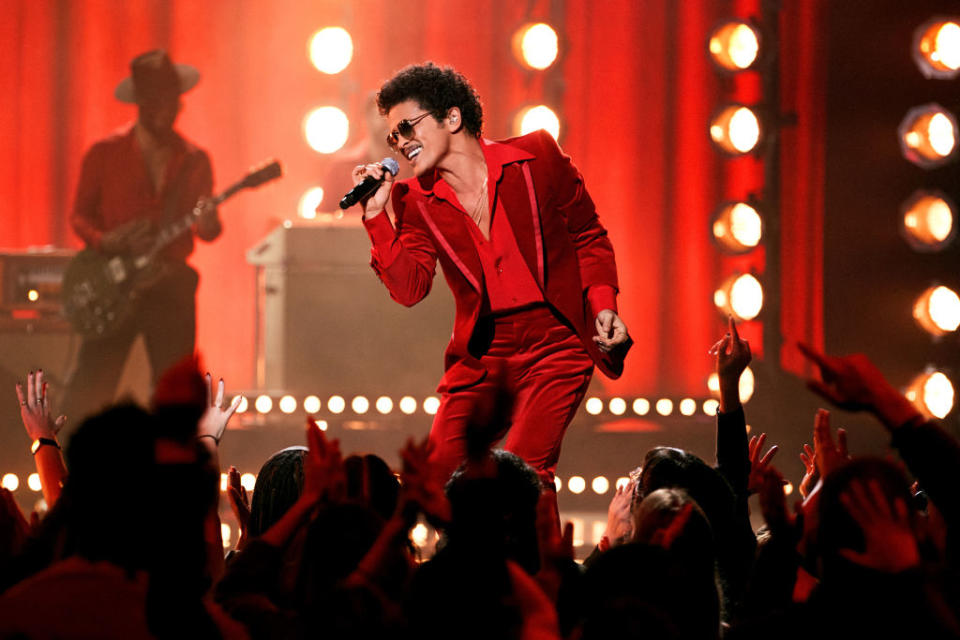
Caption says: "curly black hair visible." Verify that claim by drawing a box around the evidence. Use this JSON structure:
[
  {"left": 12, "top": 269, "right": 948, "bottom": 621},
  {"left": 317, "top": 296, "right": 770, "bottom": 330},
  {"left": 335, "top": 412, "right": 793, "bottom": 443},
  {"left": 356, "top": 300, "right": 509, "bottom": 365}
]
[{"left": 377, "top": 62, "right": 483, "bottom": 137}]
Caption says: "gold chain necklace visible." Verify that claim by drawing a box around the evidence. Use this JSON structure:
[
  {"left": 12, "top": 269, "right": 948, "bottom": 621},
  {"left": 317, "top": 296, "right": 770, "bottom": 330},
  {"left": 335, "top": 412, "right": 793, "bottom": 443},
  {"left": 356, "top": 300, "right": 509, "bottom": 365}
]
[{"left": 469, "top": 176, "right": 489, "bottom": 224}]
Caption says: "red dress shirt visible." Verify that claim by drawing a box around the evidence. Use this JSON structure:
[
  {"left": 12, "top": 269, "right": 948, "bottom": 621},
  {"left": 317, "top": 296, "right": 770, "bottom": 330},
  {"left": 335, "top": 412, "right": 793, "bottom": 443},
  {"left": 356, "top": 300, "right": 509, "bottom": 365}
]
[{"left": 71, "top": 125, "right": 219, "bottom": 261}]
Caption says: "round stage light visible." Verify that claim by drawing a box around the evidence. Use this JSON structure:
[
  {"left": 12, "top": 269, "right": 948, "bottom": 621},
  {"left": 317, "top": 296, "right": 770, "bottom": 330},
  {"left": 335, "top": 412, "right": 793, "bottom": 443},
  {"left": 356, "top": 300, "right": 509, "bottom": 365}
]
[
  {"left": 914, "top": 285, "right": 960, "bottom": 336},
  {"left": 304, "top": 106, "right": 350, "bottom": 154},
  {"left": 221, "top": 523, "right": 232, "bottom": 548},
  {"left": 517, "top": 105, "right": 560, "bottom": 140},
  {"left": 656, "top": 399, "right": 674, "bottom": 416},
  {"left": 352, "top": 396, "right": 370, "bottom": 414},
  {"left": 399, "top": 396, "right": 418, "bottom": 415},
  {"left": 899, "top": 104, "right": 958, "bottom": 168},
  {"left": 411, "top": 523, "right": 429, "bottom": 547},
  {"left": 568, "top": 476, "right": 586, "bottom": 494},
  {"left": 240, "top": 473, "right": 256, "bottom": 492},
  {"left": 514, "top": 23, "right": 559, "bottom": 70},
  {"left": 27, "top": 289, "right": 39, "bottom": 302},
  {"left": 703, "top": 398, "right": 720, "bottom": 415},
  {"left": 585, "top": 397, "right": 603, "bottom": 415},
  {"left": 279, "top": 395, "right": 297, "bottom": 414},
  {"left": 314, "top": 419, "right": 328, "bottom": 431},
  {"left": 914, "top": 18, "right": 960, "bottom": 79},
  {"left": 592, "top": 476, "right": 610, "bottom": 495},
  {"left": 783, "top": 482, "right": 794, "bottom": 496},
  {"left": 714, "top": 273, "right": 764, "bottom": 321},
  {"left": 298, "top": 187, "right": 324, "bottom": 219},
  {"left": 376, "top": 396, "right": 393, "bottom": 414},
  {"left": 254, "top": 395, "right": 273, "bottom": 414},
  {"left": 308, "top": 27, "right": 353, "bottom": 74},
  {"left": 303, "top": 395, "right": 321, "bottom": 414},
  {"left": 423, "top": 396, "right": 440, "bottom": 415},
  {"left": 901, "top": 190, "right": 956, "bottom": 252},
  {"left": 708, "top": 372, "right": 721, "bottom": 395},
  {"left": 609, "top": 397, "right": 627, "bottom": 415},
  {"left": 679, "top": 398, "right": 697, "bottom": 416},
  {"left": 27, "top": 473, "right": 41, "bottom": 492},
  {"left": 554, "top": 476, "right": 563, "bottom": 492},
  {"left": 328, "top": 395, "right": 346, "bottom": 414},
  {"left": 710, "top": 105, "right": 761, "bottom": 155},
  {"left": 708, "top": 20, "right": 761, "bottom": 71},
  {"left": 1, "top": 474, "right": 18, "bottom": 491},
  {"left": 740, "top": 366, "right": 756, "bottom": 403},
  {"left": 615, "top": 477, "right": 630, "bottom": 491},
  {"left": 220, "top": 473, "right": 228, "bottom": 492},
  {"left": 234, "top": 395, "right": 248, "bottom": 414},
  {"left": 712, "top": 202, "right": 763, "bottom": 253},
  {"left": 906, "top": 370, "right": 955, "bottom": 419},
  {"left": 632, "top": 398, "right": 650, "bottom": 415}
]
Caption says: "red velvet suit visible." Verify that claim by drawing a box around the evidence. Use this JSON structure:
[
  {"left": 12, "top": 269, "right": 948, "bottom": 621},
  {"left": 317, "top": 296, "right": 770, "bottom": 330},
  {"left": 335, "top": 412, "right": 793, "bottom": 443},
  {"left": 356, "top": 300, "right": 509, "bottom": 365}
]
[{"left": 363, "top": 129, "right": 629, "bottom": 480}]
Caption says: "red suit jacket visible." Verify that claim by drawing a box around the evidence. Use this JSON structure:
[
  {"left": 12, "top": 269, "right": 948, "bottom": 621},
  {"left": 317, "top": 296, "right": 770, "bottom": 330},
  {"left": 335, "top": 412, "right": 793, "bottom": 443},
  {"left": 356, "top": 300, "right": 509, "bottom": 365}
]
[{"left": 363, "top": 129, "right": 630, "bottom": 392}]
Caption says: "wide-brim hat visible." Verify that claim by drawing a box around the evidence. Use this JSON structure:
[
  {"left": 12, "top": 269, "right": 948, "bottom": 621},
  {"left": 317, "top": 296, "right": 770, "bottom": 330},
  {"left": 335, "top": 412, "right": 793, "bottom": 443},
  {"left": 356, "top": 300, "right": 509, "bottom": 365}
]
[{"left": 114, "top": 49, "right": 200, "bottom": 103}]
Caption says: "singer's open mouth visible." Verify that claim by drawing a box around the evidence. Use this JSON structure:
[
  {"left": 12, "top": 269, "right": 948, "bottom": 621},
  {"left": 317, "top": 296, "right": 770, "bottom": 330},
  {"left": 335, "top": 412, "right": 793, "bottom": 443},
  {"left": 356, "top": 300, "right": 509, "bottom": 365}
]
[{"left": 404, "top": 144, "right": 422, "bottom": 161}]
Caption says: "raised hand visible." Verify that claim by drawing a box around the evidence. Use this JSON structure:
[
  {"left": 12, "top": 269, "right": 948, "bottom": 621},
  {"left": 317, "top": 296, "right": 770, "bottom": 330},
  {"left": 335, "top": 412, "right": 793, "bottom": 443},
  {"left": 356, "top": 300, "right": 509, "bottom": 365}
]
[
  {"left": 399, "top": 437, "right": 451, "bottom": 526},
  {"left": 535, "top": 489, "right": 575, "bottom": 603},
  {"left": 604, "top": 478, "right": 636, "bottom": 546},
  {"left": 838, "top": 478, "right": 920, "bottom": 573},
  {"left": 302, "top": 417, "right": 346, "bottom": 505},
  {"left": 708, "top": 316, "right": 752, "bottom": 411},
  {"left": 16, "top": 370, "right": 66, "bottom": 442},
  {"left": 757, "top": 466, "right": 800, "bottom": 539},
  {"left": 798, "top": 443, "right": 818, "bottom": 500},
  {"left": 197, "top": 373, "right": 242, "bottom": 445},
  {"left": 593, "top": 309, "right": 630, "bottom": 354},
  {"left": 227, "top": 466, "right": 250, "bottom": 550},
  {"left": 813, "top": 409, "right": 850, "bottom": 478},
  {"left": 351, "top": 161, "right": 395, "bottom": 218},
  {"left": 747, "top": 433, "right": 780, "bottom": 494}
]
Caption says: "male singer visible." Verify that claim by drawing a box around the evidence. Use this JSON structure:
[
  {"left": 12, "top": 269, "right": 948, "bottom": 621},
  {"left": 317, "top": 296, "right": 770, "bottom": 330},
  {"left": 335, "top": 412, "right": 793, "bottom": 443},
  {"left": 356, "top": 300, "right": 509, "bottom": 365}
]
[{"left": 352, "top": 63, "right": 631, "bottom": 488}]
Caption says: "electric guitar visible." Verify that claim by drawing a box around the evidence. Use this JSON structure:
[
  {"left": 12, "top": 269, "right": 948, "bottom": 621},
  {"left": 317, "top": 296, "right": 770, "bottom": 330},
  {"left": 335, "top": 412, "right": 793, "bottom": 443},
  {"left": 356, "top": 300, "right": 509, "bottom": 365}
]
[{"left": 63, "top": 160, "right": 282, "bottom": 338}]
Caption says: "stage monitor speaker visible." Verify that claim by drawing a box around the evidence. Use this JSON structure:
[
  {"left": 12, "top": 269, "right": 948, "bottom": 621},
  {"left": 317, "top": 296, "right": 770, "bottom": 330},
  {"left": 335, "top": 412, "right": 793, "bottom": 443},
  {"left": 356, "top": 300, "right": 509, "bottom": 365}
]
[{"left": 248, "top": 221, "right": 455, "bottom": 397}]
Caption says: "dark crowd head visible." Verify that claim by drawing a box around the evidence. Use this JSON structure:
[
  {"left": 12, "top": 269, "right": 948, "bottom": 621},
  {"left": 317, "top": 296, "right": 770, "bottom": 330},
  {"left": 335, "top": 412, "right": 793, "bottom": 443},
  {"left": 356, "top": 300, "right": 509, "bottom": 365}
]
[
  {"left": 633, "top": 488, "right": 715, "bottom": 562},
  {"left": 445, "top": 449, "right": 542, "bottom": 574},
  {"left": 377, "top": 62, "right": 484, "bottom": 137},
  {"left": 344, "top": 453, "right": 400, "bottom": 522},
  {"left": 248, "top": 446, "right": 307, "bottom": 539},
  {"left": 151, "top": 354, "right": 207, "bottom": 442}
]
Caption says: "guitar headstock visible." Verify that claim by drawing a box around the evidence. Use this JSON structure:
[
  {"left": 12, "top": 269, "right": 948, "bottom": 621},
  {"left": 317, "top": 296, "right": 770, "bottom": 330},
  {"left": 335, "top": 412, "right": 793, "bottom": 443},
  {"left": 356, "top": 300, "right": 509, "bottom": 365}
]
[{"left": 241, "top": 160, "right": 283, "bottom": 189}]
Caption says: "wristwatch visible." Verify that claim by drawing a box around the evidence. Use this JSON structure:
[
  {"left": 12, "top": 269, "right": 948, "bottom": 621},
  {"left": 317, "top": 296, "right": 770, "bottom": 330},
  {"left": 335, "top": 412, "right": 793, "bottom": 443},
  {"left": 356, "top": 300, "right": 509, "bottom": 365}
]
[{"left": 31, "top": 437, "right": 60, "bottom": 455}]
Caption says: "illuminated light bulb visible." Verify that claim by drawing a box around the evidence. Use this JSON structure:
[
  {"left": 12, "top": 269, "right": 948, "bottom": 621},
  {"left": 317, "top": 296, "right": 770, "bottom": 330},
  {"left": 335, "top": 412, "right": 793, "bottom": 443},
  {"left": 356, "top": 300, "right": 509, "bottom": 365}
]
[
  {"left": 304, "top": 106, "right": 350, "bottom": 154},
  {"left": 314, "top": 419, "right": 328, "bottom": 431},
  {"left": 715, "top": 273, "right": 763, "bottom": 321},
  {"left": 898, "top": 104, "right": 959, "bottom": 168},
  {"left": 656, "top": 399, "right": 674, "bottom": 416},
  {"left": 901, "top": 191, "right": 955, "bottom": 252},
  {"left": 708, "top": 20, "right": 761, "bottom": 71},
  {"left": 221, "top": 523, "right": 232, "bottom": 547},
  {"left": 352, "top": 396, "right": 370, "bottom": 414},
  {"left": 914, "top": 19, "right": 960, "bottom": 78},
  {"left": 298, "top": 187, "right": 324, "bottom": 219},
  {"left": 220, "top": 473, "right": 228, "bottom": 492},
  {"left": 303, "top": 395, "right": 321, "bottom": 414},
  {"left": 240, "top": 473, "right": 256, "bottom": 492},
  {"left": 514, "top": 22, "right": 559, "bottom": 70},
  {"left": 632, "top": 398, "right": 650, "bottom": 415},
  {"left": 234, "top": 396, "right": 248, "bottom": 414},
  {"left": 708, "top": 372, "right": 721, "bottom": 397},
  {"left": 554, "top": 476, "right": 562, "bottom": 492},
  {"left": 740, "top": 366, "right": 756, "bottom": 403},
  {"left": 254, "top": 395, "right": 273, "bottom": 414},
  {"left": 592, "top": 476, "right": 610, "bottom": 494},
  {"left": 27, "top": 289, "right": 39, "bottom": 302},
  {"left": 517, "top": 105, "right": 560, "bottom": 140},
  {"left": 709, "top": 105, "right": 761, "bottom": 154},
  {"left": 423, "top": 396, "right": 440, "bottom": 415},
  {"left": 914, "top": 285, "right": 960, "bottom": 336},
  {"left": 783, "top": 482, "right": 794, "bottom": 496},
  {"left": 308, "top": 27, "right": 354, "bottom": 74},
  {"left": 279, "top": 395, "right": 297, "bottom": 414},
  {"left": 27, "top": 473, "right": 41, "bottom": 492},
  {"left": 615, "top": 477, "right": 630, "bottom": 490},
  {"left": 585, "top": 397, "right": 604, "bottom": 415},
  {"left": 609, "top": 397, "right": 627, "bottom": 415},
  {"left": 376, "top": 396, "right": 393, "bottom": 414},
  {"left": 703, "top": 398, "right": 720, "bottom": 415},
  {"left": 568, "top": 476, "right": 586, "bottom": 494},
  {"left": 712, "top": 202, "right": 763, "bottom": 253},
  {"left": 679, "top": 398, "right": 697, "bottom": 416},
  {"left": 328, "top": 395, "right": 346, "bottom": 414},
  {"left": 411, "top": 523, "right": 429, "bottom": 547},
  {"left": 399, "top": 396, "right": 418, "bottom": 415},
  {"left": 907, "top": 370, "right": 955, "bottom": 419}
]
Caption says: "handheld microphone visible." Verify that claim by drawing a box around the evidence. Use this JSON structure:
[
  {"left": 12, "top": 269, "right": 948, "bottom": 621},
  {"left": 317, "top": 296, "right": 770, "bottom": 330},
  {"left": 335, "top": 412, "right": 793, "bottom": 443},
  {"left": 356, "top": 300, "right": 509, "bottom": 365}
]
[{"left": 339, "top": 157, "right": 400, "bottom": 209}]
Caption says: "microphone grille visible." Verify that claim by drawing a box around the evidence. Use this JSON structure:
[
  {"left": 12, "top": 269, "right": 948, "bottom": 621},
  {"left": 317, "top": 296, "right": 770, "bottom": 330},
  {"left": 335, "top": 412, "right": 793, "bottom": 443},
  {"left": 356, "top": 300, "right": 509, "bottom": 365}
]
[{"left": 381, "top": 157, "right": 400, "bottom": 176}]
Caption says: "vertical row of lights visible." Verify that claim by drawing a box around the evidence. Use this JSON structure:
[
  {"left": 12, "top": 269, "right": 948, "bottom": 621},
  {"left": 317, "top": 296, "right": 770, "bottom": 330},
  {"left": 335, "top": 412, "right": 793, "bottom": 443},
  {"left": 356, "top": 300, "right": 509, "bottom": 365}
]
[
  {"left": 900, "top": 18, "right": 960, "bottom": 420},
  {"left": 511, "top": 22, "right": 562, "bottom": 139},
  {"left": 705, "top": 19, "right": 765, "bottom": 404},
  {"left": 298, "top": 26, "right": 356, "bottom": 218}
]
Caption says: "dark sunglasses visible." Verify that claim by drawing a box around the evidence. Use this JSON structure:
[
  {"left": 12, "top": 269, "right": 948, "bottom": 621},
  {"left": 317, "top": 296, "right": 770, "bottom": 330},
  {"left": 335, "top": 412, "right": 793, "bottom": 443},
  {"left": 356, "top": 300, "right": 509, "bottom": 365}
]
[{"left": 386, "top": 112, "right": 432, "bottom": 150}]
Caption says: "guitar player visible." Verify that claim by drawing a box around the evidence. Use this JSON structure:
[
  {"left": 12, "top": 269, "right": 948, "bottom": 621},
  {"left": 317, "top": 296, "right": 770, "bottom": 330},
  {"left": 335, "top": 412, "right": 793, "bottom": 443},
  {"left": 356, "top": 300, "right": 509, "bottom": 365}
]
[{"left": 60, "top": 50, "right": 221, "bottom": 424}]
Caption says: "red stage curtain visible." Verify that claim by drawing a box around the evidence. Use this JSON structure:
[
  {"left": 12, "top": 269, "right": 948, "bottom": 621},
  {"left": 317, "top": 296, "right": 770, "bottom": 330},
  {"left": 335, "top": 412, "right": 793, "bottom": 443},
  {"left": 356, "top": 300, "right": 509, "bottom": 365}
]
[{"left": 0, "top": 0, "right": 824, "bottom": 398}]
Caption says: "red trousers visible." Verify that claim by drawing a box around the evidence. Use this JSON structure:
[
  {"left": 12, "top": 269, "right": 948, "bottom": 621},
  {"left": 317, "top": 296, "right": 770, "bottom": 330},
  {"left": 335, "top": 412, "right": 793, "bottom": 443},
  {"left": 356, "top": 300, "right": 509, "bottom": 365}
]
[{"left": 429, "top": 305, "right": 594, "bottom": 486}]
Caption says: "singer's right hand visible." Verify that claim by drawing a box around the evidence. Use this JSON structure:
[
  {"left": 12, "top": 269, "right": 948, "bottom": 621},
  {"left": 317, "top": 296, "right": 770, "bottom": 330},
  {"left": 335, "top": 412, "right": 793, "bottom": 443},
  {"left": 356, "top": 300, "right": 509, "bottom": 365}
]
[{"left": 352, "top": 162, "right": 394, "bottom": 219}]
